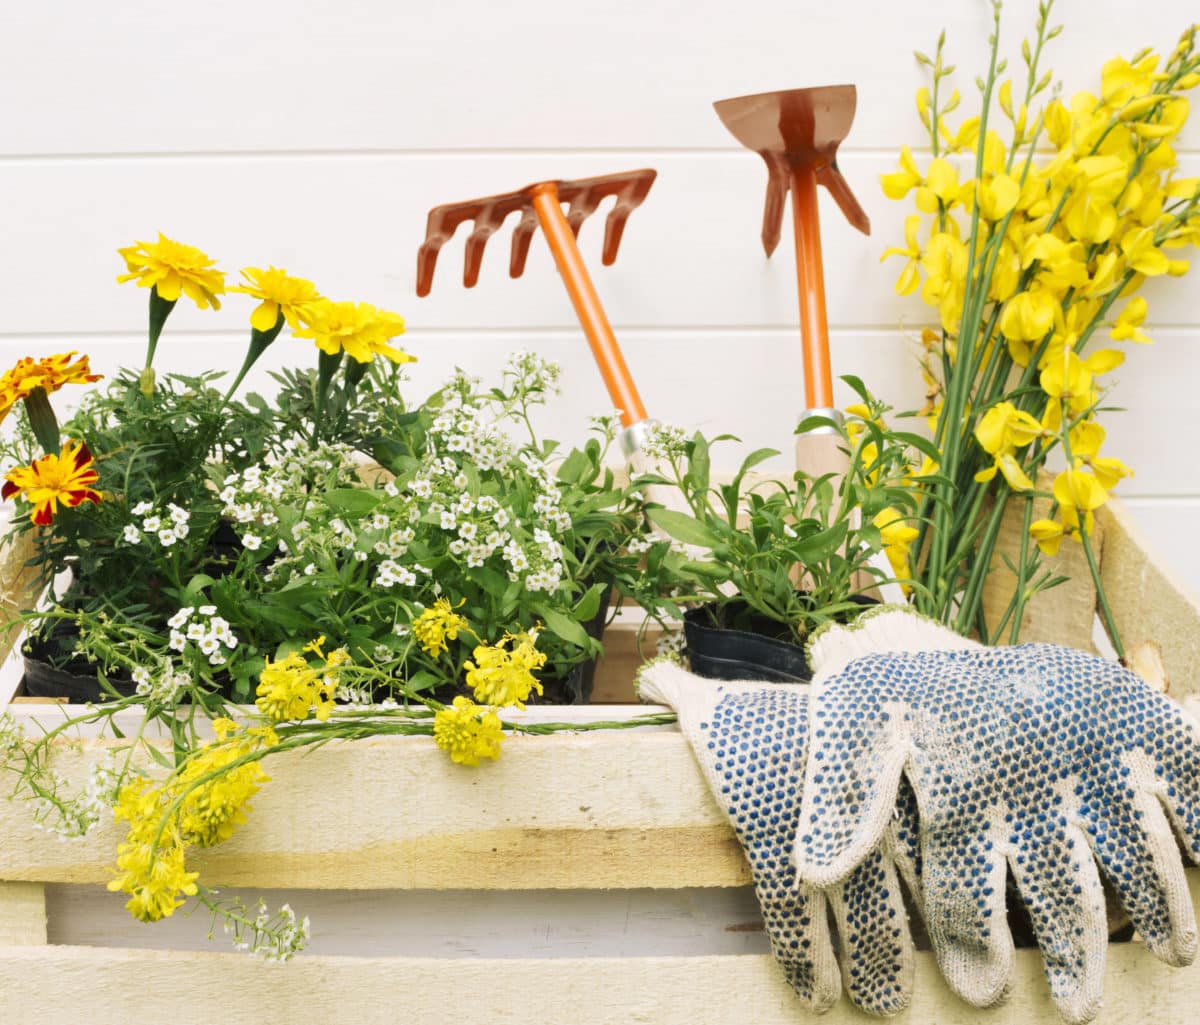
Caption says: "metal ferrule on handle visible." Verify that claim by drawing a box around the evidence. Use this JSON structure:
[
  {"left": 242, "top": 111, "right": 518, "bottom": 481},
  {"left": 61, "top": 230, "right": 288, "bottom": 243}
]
[
  {"left": 529, "top": 183, "right": 648, "bottom": 429},
  {"left": 797, "top": 406, "right": 844, "bottom": 436}
]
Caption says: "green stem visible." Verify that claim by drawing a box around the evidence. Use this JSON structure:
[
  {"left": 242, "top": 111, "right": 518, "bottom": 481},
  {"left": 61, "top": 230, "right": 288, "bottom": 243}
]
[
  {"left": 313, "top": 349, "right": 344, "bottom": 447},
  {"left": 141, "top": 288, "right": 178, "bottom": 395},
  {"left": 223, "top": 319, "right": 284, "bottom": 404},
  {"left": 21, "top": 387, "right": 60, "bottom": 454},
  {"left": 1006, "top": 498, "right": 1035, "bottom": 644}
]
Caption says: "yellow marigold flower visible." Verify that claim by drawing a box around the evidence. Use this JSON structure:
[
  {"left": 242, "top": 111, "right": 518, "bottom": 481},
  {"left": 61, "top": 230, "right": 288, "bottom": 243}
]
[
  {"left": 413, "top": 598, "right": 469, "bottom": 657},
  {"left": 117, "top": 233, "right": 225, "bottom": 310},
  {"left": 3, "top": 440, "right": 102, "bottom": 526},
  {"left": 464, "top": 631, "right": 547, "bottom": 709},
  {"left": 433, "top": 696, "right": 505, "bottom": 767},
  {"left": 0, "top": 351, "right": 102, "bottom": 424},
  {"left": 231, "top": 266, "right": 323, "bottom": 332},
  {"left": 294, "top": 299, "right": 415, "bottom": 365},
  {"left": 255, "top": 648, "right": 339, "bottom": 723},
  {"left": 1029, "top": 518, "right": 1065, "bottom": 557}
]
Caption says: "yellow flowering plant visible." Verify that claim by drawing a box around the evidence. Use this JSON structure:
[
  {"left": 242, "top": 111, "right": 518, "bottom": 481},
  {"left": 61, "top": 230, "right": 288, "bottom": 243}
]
[
  {"left": 0, "top": 236, "right": 668, "bottom": 958},
  {"left": 882, "top": 4, "right": 1200, "bottom": 649}
]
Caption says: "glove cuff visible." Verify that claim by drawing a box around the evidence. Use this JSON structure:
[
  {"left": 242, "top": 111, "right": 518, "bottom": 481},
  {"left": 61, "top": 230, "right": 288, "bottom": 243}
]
[{"left": 808, "top": 605, "right": 982, "bottom": 681}]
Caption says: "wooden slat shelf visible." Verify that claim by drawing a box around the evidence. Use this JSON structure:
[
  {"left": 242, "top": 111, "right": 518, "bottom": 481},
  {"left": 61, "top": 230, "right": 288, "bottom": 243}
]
[{"left": 1, "top": 497, "right": 1199, "bottom": 1022}]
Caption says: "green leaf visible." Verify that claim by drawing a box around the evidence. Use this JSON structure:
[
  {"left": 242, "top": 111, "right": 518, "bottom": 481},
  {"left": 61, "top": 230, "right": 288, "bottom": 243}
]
[
  {"left": 532, "top": 603, "right": 591, "bottom": 648},
  {"left": 645, "top": 508, "right": 720, "bottom": 549},
  {"left": 557, "top": 448, "right": 591, "bottom": 486},
  {"left": 572, "top": 582, "right": 606, "bottom": 622},
  {"left": 323, "top": 488, "right": 381, "bottom": 515},
  {"left": 406, "top": 670, "right": 441, "bottom": 693},
  {"left": 890, "top": 430, "right": 942, "bottom": 462},
  {"left": 839, "top": 374, "right": 872, "bottom": 403},
  {"left": 469, "top": 565, "right": 508, "bottom": 600},
  {"left": 791, "top": 521, "right": 849, "bottom": 563},
  {"left": 145, "top": 744, "right": 175, "bottom": 770},
  {"left": 685, "top": 433, "right": 710, "bottom": 495},
  {"left": 679, "top": 559, "right": 730, "bottom": 581}
]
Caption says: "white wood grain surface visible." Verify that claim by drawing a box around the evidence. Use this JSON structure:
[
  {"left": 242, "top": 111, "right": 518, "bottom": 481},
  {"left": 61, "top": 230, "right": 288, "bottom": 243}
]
[{"left": 1, "top": 0, "right": 1197, "bottom": 565}]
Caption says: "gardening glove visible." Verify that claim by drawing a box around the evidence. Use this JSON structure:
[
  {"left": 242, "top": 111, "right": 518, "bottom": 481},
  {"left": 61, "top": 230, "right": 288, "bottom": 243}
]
[
  {"left": 797, "top": 607, "right": 1200, "bottom": 1025},
  {"left": 637, "top": 659, "right": 922, "bottom": 1016}
]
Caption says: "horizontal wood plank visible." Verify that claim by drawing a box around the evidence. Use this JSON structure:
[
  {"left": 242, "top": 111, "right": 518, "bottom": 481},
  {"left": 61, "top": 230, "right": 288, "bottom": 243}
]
[
  {"left": 0, "top": 882, "right": 46, "bottom": 946},
  {"left": 1, "top": 928, "right": 1199, "bottom": 1025},
  {"left": 0, "top": 731, "right": 750, "bottom": 890},
  {"left": 0, "top": 153, "right": 1196, "bottom": 336},
  {"left": 5, "top": 325, "right": 1199, "bottom": 502},
  {"left": 43, "top": 883, "right": 769, "bottom": 958},
  {"left": 0, "top": 0, "right": 1195, "bottom": 155}
]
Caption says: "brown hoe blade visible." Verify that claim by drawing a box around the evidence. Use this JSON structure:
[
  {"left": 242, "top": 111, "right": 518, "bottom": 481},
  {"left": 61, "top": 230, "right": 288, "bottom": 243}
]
[
  {"left": 713, "top": 85, "right": 869, "bottom": 416},
  {"left": 416, "top": 170, "right": 657, "bottom": 430}
]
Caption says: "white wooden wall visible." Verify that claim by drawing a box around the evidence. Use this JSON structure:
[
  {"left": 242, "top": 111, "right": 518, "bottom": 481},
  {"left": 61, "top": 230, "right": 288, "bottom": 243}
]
[{"left": 1, "top": 0, "right": 1198, "bottom": 577}]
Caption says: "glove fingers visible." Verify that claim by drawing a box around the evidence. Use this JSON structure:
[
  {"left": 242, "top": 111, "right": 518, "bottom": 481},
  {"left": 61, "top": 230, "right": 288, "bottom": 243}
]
[
  {"left": 1009, "top": 814, "right": 1108, "bottom": 1025},
  {"left": 1087, "top": 781, "right": 1198, "bottom": 966},
  {"left": 1150, "top": 707, "right": 1200, "bottom": 864},
  {"left": 827, "top": 848, "right": 914, "bottom": 1016},
  {"left": 920, "top": 832, "right": 1012, "bottom": 1009},
  {"left": 680, "top": 678, "right": 844, "bottom": 1009},
  {"left": 758, "top": 886, "right": 842, "bottom": 1011},
  {"left": 797, "top": 685, "right": 909, "bottom": 888}
]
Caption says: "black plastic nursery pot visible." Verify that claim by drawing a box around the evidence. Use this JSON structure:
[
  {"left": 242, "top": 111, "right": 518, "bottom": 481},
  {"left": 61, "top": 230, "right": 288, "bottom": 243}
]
[
  {"left": 683, "top": 604, "right": 812, "bottom": 683},
  {"left": 21, "top": 620, "right": 138, "bottom": 703},
  {"left": 536, "top": 586, "right": 613, "bottom": 705},
  {"left": 683, "top": 595, "right": 880, "bottom": 684}
]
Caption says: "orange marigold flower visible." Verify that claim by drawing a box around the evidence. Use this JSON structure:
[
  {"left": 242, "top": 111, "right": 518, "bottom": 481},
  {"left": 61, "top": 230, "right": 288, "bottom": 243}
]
[
  {"left": 2, "top": 440, "right": 102, "bottom": 526},
  {"left": 0, "top": 352, "right": 102, "bottom": 424}
]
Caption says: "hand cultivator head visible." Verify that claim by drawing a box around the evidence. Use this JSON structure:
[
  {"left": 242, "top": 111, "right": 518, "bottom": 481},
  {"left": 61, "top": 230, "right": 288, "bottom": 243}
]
[
  {"left": 713, "top": 85, "right": 870, "bottom": 415},
  {"left": 415, "top": 169, "right": 657, "bottom": 297},
  {"left": 713, "top": 85, "right": 870, "bottom": 257}
]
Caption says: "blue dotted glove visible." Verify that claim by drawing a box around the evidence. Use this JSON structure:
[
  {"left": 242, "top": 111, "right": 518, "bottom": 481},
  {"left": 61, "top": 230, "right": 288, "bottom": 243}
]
[
  {"left": 638, "top": 660, "right": 922, "bottom": 1015},
  {"left": 798, "top": 611, "right": 1200, "bottom": 1025}
]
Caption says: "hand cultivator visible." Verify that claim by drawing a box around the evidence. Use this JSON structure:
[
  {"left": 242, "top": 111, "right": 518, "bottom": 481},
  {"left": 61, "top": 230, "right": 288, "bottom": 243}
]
[
  {"left": 416, "top": 169, "right": 658, "bottom": 458},
  {"left": 713, "top": 84, "right": 870, "bottom": 477}
]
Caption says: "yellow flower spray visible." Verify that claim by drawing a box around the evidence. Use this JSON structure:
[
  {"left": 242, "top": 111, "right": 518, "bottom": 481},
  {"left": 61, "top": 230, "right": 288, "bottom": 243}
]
[{"left": 881, "top": 4, "right": 1200, "bottom": 647}]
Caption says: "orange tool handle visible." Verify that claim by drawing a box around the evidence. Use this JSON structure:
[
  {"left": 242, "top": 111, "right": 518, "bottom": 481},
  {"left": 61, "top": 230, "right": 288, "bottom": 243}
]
[
  {"left": 790, "top": 164, "right": 834, "bottom": 411},
  {"left": 530, "top": 183, "right": 648, "bottom": 427}
]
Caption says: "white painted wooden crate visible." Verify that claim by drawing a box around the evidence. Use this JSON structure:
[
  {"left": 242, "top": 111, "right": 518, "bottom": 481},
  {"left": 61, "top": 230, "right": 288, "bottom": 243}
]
[{"left": 1, "top": 499, "right": 1199, "bottom": 1025}]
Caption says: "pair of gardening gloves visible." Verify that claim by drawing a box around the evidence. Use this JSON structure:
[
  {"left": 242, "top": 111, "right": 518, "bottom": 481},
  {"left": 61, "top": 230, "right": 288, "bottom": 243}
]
[{"left": 637, "top": 608, "right": 1200, "bottom": 1025}]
